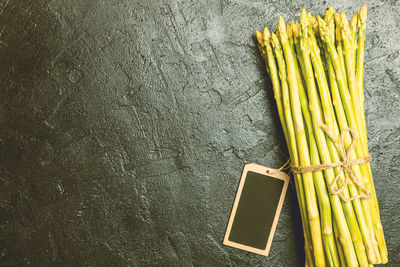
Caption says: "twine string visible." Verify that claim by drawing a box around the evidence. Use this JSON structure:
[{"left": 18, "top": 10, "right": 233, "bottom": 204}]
[
  {"left": 289, "top": 125, "right": 372, "bottom": 203},
  {"left": 266, "top": 158, "right": 291, "bottom": 175}
]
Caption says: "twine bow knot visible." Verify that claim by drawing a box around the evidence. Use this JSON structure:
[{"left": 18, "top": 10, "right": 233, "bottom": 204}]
[
  {"left": 323, "top": 125, "right": 372, "bottom": 202},
  {"left": 288, "top": 125, "right": 372, "bottom": 203}
]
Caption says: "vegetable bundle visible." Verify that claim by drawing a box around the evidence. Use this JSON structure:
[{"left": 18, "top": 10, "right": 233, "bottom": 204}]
[{"left": 256, "top": 5, "right": 388, "bottom": 267}]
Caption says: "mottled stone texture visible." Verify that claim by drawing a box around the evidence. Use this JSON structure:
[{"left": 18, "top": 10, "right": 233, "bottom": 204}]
[{"left": 0, "top": 0, "right": 399, "bottom": 266}]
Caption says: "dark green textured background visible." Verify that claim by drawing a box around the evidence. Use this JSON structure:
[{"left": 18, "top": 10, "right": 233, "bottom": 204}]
[{"left": 0, "top": 0, "right": 399, "bottom": 266}]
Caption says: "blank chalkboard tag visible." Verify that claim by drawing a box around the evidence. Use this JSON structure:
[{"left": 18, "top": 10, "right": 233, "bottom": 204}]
[{"left": 223, "top": 163, "right": 290, "bottom": 256}]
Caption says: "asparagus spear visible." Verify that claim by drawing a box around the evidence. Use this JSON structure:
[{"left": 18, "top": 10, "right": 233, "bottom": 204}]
[
  {"left": 334, "top": 14, "right": 348, "bottom": 89},
  {"left": 338, "top": 11, "right": 365, "bottom": 142},
  {"left": 277, "top": 18, "right": 325, "bottom": 267},
  {"left": 356, "top": 5, "right": 366, "bottom": 114},
  {"left": 306, "top": 12, "right": 329, "bottom": 81},
  {"left": 255, "top": 6, "right": 388, "bottom": 265},
  {"left": 350, "top": 13, "right": 358, "bottom": 75},
  {"left": 324, "top": 11, "right": 374, "bottom": 247},
  {"left": 257, "top": 31, "right": 286, "bottom": 143},
  {"left": 356, "top": 5, "right": 389, "bottom": 263},
  {"left": 350, "top": 13, "right": 358, "bottom": 40},
  {"left": 356, "top": 6, "right": 368, "bottom": 151},
  {"left": 335, "top": 11, "right": 384, "bottom": 263},
  {"left": 318, "top": 14, "right": 385, "bottom": 264},
  {"left": 333, "top": 220, "right": 346, "bottom": 266},
  {"left": 270, "top": 31, "right": 318, "bottom": 266},
  {"left": 298, "top": 12, "right": 362, "bottom": 267},
  {"left": 306, "top": 12, "right": 378, "bottom": 266},
  {"left": 256, "top": 30, "right": 314, "bottom": 265},
  {"left": 287, "top": 23, "right": 340, "bottom": 267},
  {"left": 326, "top": 45, "right": 382, "bottom": 265}
]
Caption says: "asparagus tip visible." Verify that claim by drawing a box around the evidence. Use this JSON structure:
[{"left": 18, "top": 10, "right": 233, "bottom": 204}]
[
  {"left": 292, "top": 21, "right": 300, "bottom": 38},
  {"left": 317, "top": 15, "right": 326, "bottom": 26},
  {"left": 300, "top": 9, "right": 308, "bottom": 32},
  {"left": 270, "top": 32, "right": 281, "bottom": 50},
  {"left": 359, "top": 4, "right": 367, "bottom": 23},
  {"left": 263, "top": 26, "right": 271, "bottom": 43},
  {"left": 256, "top": 31, "right": 266, "bottom": 57},
  {"left": 256, "top": 30, "right": 264, "bottom": 46},
  {"left": 307, "top": 12, "right": 317, "bottom": 29},
  {"left": 350, "top": 13, "right": 358, "bottom": 25},
  {"left": 334, "top": 12, "right": 342, "bottom": 26},
  {"left": 324, "top": 8, "right": 335, "bottom": 39},
  {"left": 317, "top": 16, "right": 328, "bottom": 40},
  {"left": 278, "top": 16, "right": 286, "bottom": 35},
  {"left": 340, "top": 10, "right": 349, "bottom": 27},
  {"left": 335, "top": 23, "right": 342, "bottom": 40},
  {"left": 350, "top": 13, "right": 358, "bottom": 33},
  {"left": 324, "top": 6, "right": 333, "bottom": 22},
  {"left": 286, "top": 23, "right": 293, "bottom": 38}
]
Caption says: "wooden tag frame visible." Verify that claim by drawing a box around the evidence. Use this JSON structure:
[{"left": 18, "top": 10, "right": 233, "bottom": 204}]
[{"left": 223, "top": 163, "right": 290, "bottom": 256}]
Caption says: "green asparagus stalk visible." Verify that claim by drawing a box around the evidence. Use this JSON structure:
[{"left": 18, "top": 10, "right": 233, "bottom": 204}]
[
  {"left": 350, "top": 13, "right": 358, "bottom": 40},
  {"left": 256, "top": 29, "right": 314, "bottom": 265},
  {"left": 256, "top": 6, "right": 388, "bottom": 265},
  {"left": 333, "top": 220, "right": 346, "bottom": 266},
  {"left": 350, "top": 13, "right": 358, "bottom": 75},
  {"left": 335, "top": 11, "right": 383, "bottom": 263},
  {"left": 356, "top": 5, "right": 368, "bottom": 150},
  {"left": 298, "top": 12, "right": 363, "bottom": 267},
  {"left": 334, "top": 14, "right": 348, "bottom": 89},
  {"left": 256, "top": 30, "right": 287, "bottom": 144},
  {"left": 356, "top": 5, "right": 389, "bottom": 263},
  {"left": 277, "top": 18, "right": 325, "bottom": 267},
  {"left": 270, "top": 31, "right": 318, "bottom": 266},
  {"left": 338, "top": 11, "right": 365, "bottom": 144},
  {"left": 309, "top": 16, "right": 378, "bottom": 266},
  {"left": 356, "top": 5, "right": 366, "bottom": 116},
  {"left": 287, "top": 23, "right": 340, "bottom": 267},
  {"left": 326, "top": 46, "right": 381, "bottom": 265},
  {"left": 318, "top": 14, "right": 383, "bottom": 264}
]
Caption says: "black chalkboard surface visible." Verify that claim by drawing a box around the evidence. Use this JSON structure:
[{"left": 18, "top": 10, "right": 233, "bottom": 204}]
[{"left": 223, "top": 163, "right": 290, "bottom": 256}]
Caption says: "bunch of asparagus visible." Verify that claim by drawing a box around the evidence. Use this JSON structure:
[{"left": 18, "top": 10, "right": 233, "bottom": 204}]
[{"left": 256, "top": 5, "right": 387, "bottom": 267}]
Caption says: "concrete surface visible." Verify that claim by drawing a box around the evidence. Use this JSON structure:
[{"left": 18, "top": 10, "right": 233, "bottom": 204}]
[{"left": 0, "top": 0, "right": 399, "bottom": 266}]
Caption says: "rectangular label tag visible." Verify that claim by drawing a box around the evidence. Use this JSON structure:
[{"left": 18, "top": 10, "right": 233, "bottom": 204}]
[{"left": 223, "top": 163, "right": 290, "bottom": 256}]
